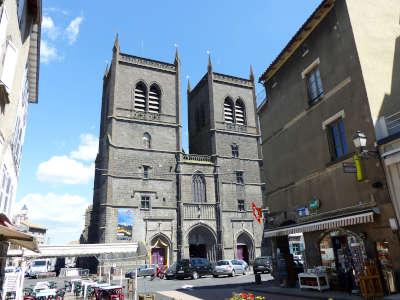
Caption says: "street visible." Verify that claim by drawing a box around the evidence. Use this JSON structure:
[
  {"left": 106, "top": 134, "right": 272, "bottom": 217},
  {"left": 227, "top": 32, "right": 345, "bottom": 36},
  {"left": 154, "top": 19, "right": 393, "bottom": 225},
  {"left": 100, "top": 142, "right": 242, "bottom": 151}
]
[
  {"left": 137, "top": 273, "right": 311, "bottom": 300},
  {"left": 24, "top": 273, "right": 315, "bottom": 300}
]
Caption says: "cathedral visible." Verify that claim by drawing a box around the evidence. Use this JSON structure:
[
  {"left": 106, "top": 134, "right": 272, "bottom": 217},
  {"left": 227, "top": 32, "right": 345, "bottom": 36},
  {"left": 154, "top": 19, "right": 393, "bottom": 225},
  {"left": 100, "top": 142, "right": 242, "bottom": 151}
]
[{"left": 88, "top": 37, "right": 264, "bottom": 267}]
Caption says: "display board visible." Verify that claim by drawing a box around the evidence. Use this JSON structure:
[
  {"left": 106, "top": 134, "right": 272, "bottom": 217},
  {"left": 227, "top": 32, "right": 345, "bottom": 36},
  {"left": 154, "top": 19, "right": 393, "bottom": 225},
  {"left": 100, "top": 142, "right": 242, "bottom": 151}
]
[{"left": 116, "top": 209, "right": 134, "bottom": 240}]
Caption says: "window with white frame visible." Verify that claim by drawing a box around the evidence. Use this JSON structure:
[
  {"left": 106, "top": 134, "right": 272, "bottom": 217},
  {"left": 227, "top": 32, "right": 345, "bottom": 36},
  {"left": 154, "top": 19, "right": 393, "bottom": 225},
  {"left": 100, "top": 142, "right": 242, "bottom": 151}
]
[
  {"left": 12, "top": 67, "right": 29, "bottom": 170},
  {"left": 306, "top": 67, "right": 324, "bottom": 104},
  {"left": 0, "top": 165, "right": 12, "bottom": 215},
  {"left": 140, "top": 195, "right": 150, "bottom": 210},
  {"left": 0, "top": 5, "right": 9, "bottom": 56},
  {"left": 1, "top": 40, "right": 18, "bottom": 89},
  {"left": 327, "top": 118, "right": 349, "bottom": 161}
]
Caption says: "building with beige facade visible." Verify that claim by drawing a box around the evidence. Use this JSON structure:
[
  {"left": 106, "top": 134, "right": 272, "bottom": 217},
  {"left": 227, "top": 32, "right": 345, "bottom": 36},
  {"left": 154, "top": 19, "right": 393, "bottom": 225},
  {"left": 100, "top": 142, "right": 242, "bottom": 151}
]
[{"left": 0, "top": 0, "right": 41, "bottom": 293}]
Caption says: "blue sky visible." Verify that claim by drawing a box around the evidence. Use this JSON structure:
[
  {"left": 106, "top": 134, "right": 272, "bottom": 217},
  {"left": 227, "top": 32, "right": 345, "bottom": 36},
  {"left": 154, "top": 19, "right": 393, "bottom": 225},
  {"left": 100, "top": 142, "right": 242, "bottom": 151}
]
[{"left": 15, "top": 0, "right": 321, "bottom": 244}]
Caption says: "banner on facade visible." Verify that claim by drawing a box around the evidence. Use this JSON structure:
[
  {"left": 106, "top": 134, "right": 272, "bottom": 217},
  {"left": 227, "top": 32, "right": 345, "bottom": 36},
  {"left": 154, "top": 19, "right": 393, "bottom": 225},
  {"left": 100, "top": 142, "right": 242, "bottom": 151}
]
[
  {"left": 251, "top": 202, "right": 262, "bottom": 224},
  {"left": 117, "top": 209, "right": 134, "bottom": 240}
]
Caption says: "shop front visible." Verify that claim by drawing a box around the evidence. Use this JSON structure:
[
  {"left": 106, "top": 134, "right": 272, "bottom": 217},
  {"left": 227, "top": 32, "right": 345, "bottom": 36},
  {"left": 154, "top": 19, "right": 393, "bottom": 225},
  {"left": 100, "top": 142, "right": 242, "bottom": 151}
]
[
  {"left": 319, "top": 229, "right": 367, "bottom": 291},
  {"left": 264, "top": 210, "right": 398, "bottom": 294}
]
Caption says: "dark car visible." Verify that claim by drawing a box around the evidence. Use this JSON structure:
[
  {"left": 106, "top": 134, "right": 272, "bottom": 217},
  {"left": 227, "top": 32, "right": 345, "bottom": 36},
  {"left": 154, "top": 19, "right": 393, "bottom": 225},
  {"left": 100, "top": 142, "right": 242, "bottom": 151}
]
[
  {"left": 174, "top": 258, "right": 213, "bottom": 279},
  {"left": 253, "top": 256, "right": 273, "bottom": 274},
  {"left": 164, "top": 262, "right": 176, "bottom": 280}
]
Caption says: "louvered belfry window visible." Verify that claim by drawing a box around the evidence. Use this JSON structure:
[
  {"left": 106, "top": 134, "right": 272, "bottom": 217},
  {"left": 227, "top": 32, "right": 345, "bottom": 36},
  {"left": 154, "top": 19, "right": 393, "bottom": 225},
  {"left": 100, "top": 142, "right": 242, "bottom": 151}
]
[
  {"left": 224, "top": 98, "right": 234, "bottom": 123},
  {"left": 148, "top": 84, "right": 161, "bottom": 114},
  {"left": 235, "top": 99, "right": 246, "bottom": 125},
  {"left": 134, "top": 82, "right": 146, "bottom": 112}
]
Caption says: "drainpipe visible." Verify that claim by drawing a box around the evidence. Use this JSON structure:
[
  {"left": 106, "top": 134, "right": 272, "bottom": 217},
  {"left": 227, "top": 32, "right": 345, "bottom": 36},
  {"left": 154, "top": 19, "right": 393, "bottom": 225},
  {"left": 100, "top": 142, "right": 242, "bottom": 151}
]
[
  {"left": 176, "top": 155, "right": 183, "bottom": 260},
  {"left": 214, "top": 163, "right": 223, "bottom": 260}
]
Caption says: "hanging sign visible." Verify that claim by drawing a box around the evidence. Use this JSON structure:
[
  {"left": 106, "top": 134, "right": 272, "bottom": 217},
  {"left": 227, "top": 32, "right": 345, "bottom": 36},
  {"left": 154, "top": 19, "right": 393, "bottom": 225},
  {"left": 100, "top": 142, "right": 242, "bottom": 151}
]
[
  {"left": 251, "top": 202, "right": 262, "bottom": 224},
  {"left": 297, "top": 207, "right": 309, "bottom": 217},
  {"left": 342, "top": 162, "right": 357, "bottom": 173},
  {"left": 309, "top": 198, "right": 320, "bottom": 210}
]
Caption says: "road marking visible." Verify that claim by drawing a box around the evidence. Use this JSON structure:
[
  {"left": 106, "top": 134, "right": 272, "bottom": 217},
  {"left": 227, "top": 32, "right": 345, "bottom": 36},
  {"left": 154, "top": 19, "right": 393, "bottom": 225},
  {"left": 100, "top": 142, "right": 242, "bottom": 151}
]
[
  {"left": 181, "top": 284, "right": 194, "bottom": 289},
  {"left": 158, "top": 290, "right": 203, "bottom": 300}
]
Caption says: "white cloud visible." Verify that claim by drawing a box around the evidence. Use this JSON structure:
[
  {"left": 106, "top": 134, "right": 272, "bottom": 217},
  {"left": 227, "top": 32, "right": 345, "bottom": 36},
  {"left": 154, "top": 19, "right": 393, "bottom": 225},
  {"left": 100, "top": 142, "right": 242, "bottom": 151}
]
[
  {"left": 65, "top": 16, "right": 83, "bottom": 44},
  {"left": 17, "top": 193, "right": 89, "bottom": 244},
  {"left": 41, "top": 16, "right": 59, "bottom": 40},
  {"left": 40, "top": 40, "right": 59, "bottom": 64},
  {"left": 36, "top": 133, "right": 98, "bottom": 184},
  {"left": 36, "top": 156, "right": 94, "bottom": 184},
  {"left": 70, "top": 134, "right": 98, "bottom": 161}
]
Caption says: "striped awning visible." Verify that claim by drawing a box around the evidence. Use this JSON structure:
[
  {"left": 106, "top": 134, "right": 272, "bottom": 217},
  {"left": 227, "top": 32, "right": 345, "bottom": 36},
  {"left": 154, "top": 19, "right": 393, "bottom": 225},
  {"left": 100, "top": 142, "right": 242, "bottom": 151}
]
[{"left": 264, "top": 211, "right": 374, "bottom": 238}]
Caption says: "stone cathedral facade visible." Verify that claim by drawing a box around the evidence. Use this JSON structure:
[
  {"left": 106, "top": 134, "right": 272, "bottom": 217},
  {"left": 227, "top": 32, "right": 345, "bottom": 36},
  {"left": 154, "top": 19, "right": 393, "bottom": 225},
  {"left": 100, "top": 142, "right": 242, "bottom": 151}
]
[{"left": 88, "top": 37, "right": 264, "bottom": 266}]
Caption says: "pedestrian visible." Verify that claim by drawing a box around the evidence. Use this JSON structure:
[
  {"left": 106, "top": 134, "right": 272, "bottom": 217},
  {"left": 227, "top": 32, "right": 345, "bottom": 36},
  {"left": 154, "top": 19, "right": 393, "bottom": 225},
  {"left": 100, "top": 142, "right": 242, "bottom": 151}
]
[{"left": 276, "top": 249, "right": 288, "bottom": 287}]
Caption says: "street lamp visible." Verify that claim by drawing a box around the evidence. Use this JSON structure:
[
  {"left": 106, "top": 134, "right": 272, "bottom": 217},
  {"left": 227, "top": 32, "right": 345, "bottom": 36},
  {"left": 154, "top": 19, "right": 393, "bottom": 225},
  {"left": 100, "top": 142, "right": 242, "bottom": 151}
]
[
  {"left": 352, "top": 130, "right": 367, "bottom": 150},
  {"left": 352, "top": 130, "right": 378, "bottom": 158}
]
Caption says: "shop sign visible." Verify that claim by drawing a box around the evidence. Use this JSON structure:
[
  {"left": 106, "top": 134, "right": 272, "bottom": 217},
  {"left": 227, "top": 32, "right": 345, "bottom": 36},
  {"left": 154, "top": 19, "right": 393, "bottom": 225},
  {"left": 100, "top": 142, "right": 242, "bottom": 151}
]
[
  {"left": 309, "top": 198, "right": 320, "bottom": 210},
  {"left": 297, "top": 207, "right": 309, "bottom": 217},
  {"left": 117, "top": 208, "right": 134, "bottom": 240},
  {"left": 342, "top": 162, "right": 357, "bottom": 173}
]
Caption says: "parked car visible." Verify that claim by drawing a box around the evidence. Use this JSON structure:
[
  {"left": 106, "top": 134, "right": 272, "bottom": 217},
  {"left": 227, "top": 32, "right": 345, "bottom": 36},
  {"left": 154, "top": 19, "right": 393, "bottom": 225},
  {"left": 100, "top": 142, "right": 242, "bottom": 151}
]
[
  {"left": 164, "top": 262, "right": 176, "bottom": 280},
  {"left": 174, "top": 258, "right": 213, "bottom": 279},
  {"left": 213, "top": 260, "right": 245, "bottom": 277},
  {"left": 235, "top": 259, "right": 249, "bottom": 273},
  {"left": 125, "top": 264, "right": 157, "bottom": 278},
  {"left": 253, "top": 256, "right": 272, "bottom": 274}
]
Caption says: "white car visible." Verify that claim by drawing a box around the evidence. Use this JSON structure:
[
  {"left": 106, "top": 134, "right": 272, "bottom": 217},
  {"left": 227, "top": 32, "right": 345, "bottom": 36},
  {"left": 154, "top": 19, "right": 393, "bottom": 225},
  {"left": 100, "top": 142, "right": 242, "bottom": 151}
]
[
  {"left": 233, "top": 259, "right": 249, "bottom": 274},
  {"left": 213, "top": 260, "right": 246, "bottom": 277}
]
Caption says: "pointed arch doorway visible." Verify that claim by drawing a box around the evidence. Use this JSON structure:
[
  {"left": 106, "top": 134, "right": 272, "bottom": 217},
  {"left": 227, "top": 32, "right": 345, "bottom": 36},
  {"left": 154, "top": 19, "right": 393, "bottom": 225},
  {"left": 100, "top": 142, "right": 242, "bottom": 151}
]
[
  {"left": 150, "top": 235, "right": 171, "bottom": 267},
  {"left": 236, "top": 232, "right": 254, "bottom": 263},
  {"left": 188, "top": 225, "right": 217, "bottom": 262}
]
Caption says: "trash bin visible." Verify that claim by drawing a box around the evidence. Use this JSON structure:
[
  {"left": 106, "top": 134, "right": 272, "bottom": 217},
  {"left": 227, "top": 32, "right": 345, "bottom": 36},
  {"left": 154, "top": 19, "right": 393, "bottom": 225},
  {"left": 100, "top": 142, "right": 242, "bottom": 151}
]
[{"left": 255, "top": 273, "right": 262, "bottom": 284}]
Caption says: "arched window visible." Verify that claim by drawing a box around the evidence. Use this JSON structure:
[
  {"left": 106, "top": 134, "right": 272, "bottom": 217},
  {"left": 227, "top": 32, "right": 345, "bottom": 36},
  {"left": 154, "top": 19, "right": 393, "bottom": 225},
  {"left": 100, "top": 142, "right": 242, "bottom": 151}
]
[
  {"left": 192, "top": 171, "right": 206, "bottom": 203},
  {"left": 134, "top": 82, "right": 147, "bottom": 112},
  {"left": 235, "top": 99, "right": 246, "bottom": 125},
  {"left": 143, "top": 132, "right": 151, "bottom": 149},
  {"left": 224, "top": 98, "right": 234, "bottom": 123},
  {"left": 148, "top": 84, "right": 161, "bottom": 114}
]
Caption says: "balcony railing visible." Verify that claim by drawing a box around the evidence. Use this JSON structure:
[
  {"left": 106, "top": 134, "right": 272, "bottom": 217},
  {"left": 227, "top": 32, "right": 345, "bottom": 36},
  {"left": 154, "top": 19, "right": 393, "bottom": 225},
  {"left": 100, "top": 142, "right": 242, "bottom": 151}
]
[
  {"left": 386, "top": 111, "right": 400, "bottom": 136},
  {"left": 183, "top": 203, "right": 216, "bottom": 220},
  {"left": 181, "top": 153, "right": 212, "bottom": 163}
]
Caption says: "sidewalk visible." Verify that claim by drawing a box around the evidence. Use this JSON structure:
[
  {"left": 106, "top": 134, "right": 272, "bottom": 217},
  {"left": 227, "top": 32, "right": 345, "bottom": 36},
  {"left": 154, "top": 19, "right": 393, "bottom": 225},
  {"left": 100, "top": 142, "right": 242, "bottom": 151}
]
[{"left": 244, "top": 279, "right": 399, "bottom": 300}]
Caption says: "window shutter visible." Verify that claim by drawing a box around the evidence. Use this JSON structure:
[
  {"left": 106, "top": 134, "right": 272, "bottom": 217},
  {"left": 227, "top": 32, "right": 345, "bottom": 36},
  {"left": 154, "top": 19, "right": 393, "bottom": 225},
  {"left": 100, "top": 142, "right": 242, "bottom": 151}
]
[
  {"left": 1, "top": 40, "right": 18, "bottom": 89},
  {"left": 0, "top": 6, "right": 8, "bottom": 53},
  {"left": 17, "top": 0, "right": 25, "bottom": 23}
]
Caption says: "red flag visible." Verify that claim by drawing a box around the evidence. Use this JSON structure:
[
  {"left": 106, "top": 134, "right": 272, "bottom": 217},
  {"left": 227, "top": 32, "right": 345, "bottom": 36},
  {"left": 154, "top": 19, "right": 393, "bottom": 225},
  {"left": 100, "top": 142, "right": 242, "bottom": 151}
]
[{"left": 251, "top": 202, "right": 262, "bottom": 224}]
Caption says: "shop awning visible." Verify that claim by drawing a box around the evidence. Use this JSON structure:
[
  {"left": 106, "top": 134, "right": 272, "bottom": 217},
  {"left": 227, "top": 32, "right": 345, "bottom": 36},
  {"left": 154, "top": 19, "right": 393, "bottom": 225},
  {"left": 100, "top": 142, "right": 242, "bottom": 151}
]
[
  {"left": 0, "top": 214, "right": 38, "bottom": 252},
  {"left": 264, "top": 211, "right": 374, "bottom": 238}
]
